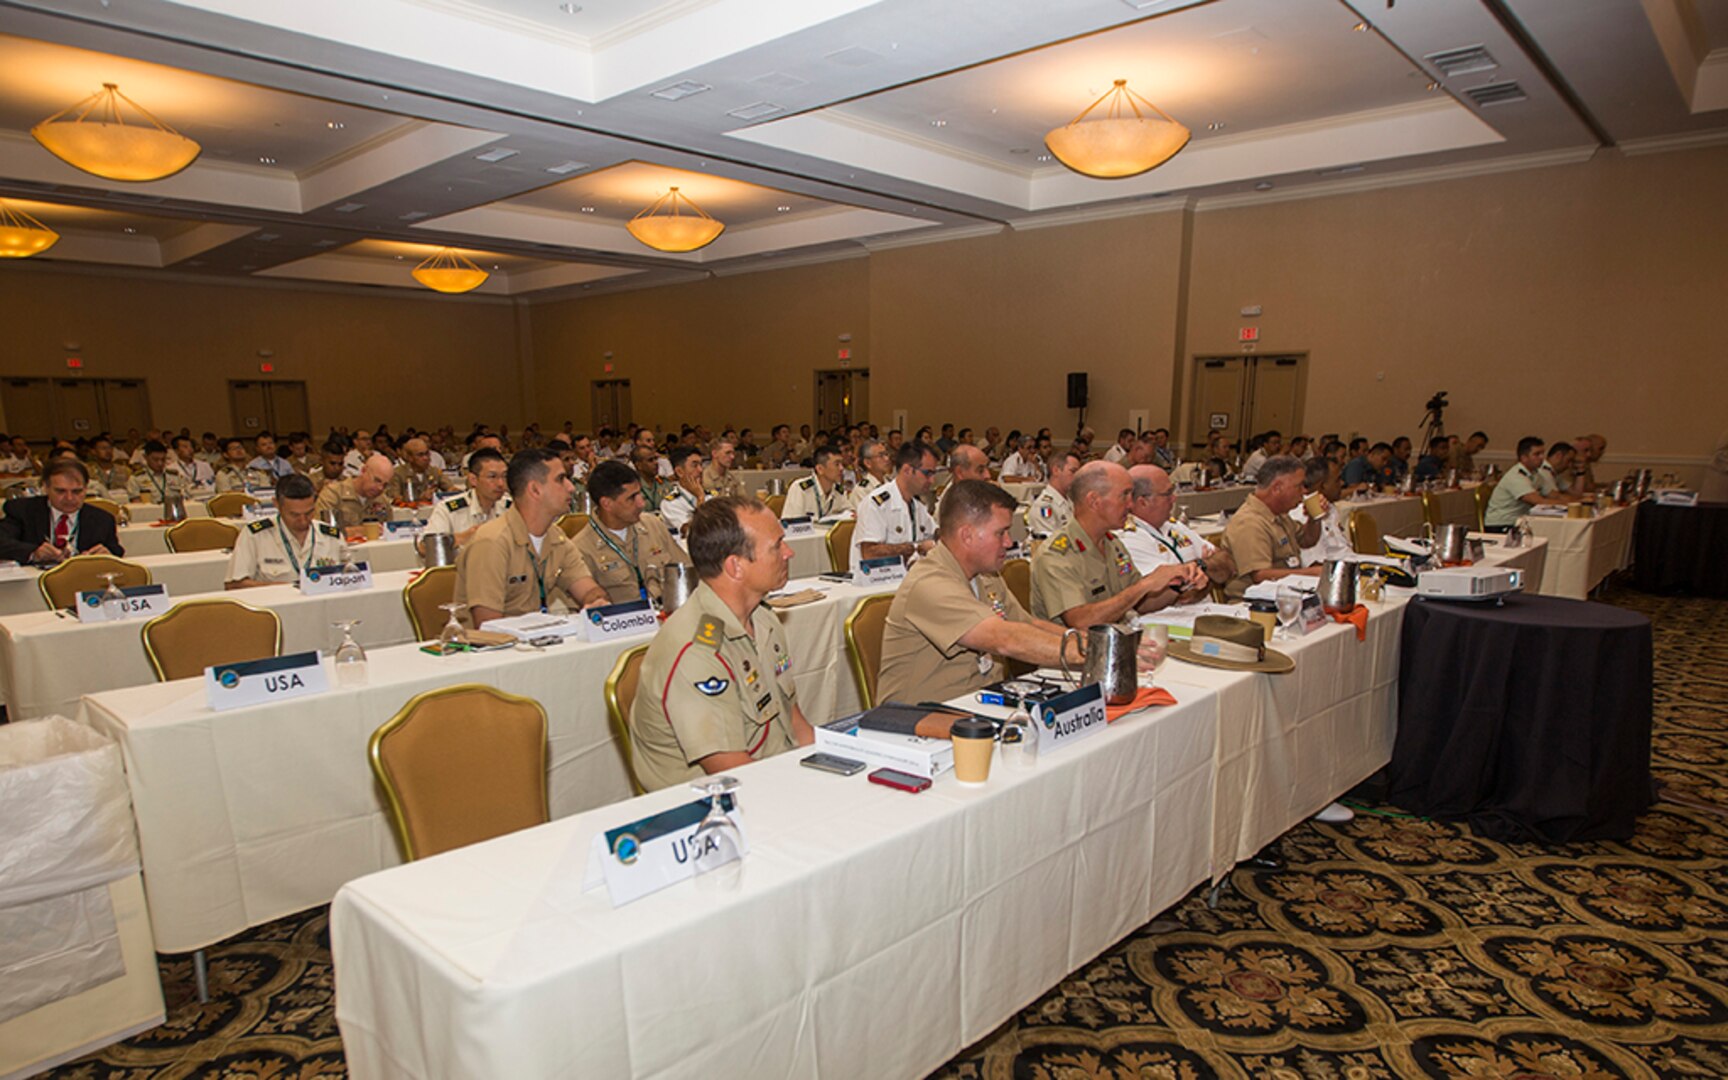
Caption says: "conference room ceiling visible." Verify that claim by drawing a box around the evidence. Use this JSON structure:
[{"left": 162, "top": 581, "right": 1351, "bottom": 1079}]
[{"left": 0, "top": 0, "right": 1722, "bottom": 299}]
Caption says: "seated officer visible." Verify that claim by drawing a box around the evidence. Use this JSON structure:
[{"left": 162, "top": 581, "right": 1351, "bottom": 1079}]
[
  {"left": 1341, "top": 442, "right": 1394, "bottom": 492},
  {"left": 1538, "top": 441, "right": 1580, "bottom": 497},
  {"left": 573, "top": 460, "right": 691, "bottom": 605},
  {"left": 0, "top": 458, "right": 124, "bottom": 564},
  {"left": 424, "top": 448, "right": 511, "bottom": 545},
  {"left": 1027, "top": 448, "right": 1083, "bottom": 542},
  {"left": 390, "top": 437, "right": 455, "bottom": 503},
  {"left": 1029, "top": 462, "right": 1205, "bottom": 626},
  {"left": 877, "top": 481, "right": 1085, "bottom": 703},
  {"left": 628, "top": 496, "right": 815, "bottom": 791},
  {"left": 631, "top": 445, "right": 669, "bottom": 510},
  {"left": 659, "top": 445, "right": 706, "bottom": 536},
  {"left": 455, "top": 447, "right": 607, "bottom": 627},
  {"left": 1412, "top": 436, "right": 1450, "bottom": 482},
  {"left": 226, "top": 474, "right": 346, "bottom": 588},
  {"left": 85, "top": 435, "right": 132, "bottom": 499},
  {"left": 851, "top": 442, "right": 939, "bottom": 570},
  {"left": 214, "top": 437, "right": 253, "bottom": 493},
  {"left": 1220, "top": 456, "right": 1325, "bottom": 600},
  {"left": 700, "top": 438, "right": 745, "bottom": 498},
  {"left": 1119, "top": 464, "right": 1234, "bottom": 602},
  {"left": 126, "top": 440, "right": 192, "bottom": 504},
  {"left": 947, "top": 444, "right": 991, "bottom": 483},
  {"left": 1484, "top": 436, "right": 1571, "bottom": 530},
  {"left": 314, "top": 453, "right": 395, "bottom": 527},
  {"left": 779, "top": 445, "right": 849, "bottom": 520},
  {"left": 1291, "top": 457, "right": 1349, "bottom": 566}
]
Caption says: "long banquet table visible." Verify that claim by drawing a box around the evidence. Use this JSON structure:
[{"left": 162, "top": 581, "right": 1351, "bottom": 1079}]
[
  {"left": 80, "top": 577, "right": 893, "bottom": 954},
  {"left": 1523, "top": 503, "right": 1637, "bottom": 600}
]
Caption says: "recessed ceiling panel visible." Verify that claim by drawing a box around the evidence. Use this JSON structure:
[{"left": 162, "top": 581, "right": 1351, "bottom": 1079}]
[{"left": 504, "top": 160, "right": 839, "bottom": 227}]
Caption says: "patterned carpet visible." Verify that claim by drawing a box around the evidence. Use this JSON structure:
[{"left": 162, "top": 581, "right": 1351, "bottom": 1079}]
[{"left": 43, "top": 583, "right": 1728, "bottom": 1080}]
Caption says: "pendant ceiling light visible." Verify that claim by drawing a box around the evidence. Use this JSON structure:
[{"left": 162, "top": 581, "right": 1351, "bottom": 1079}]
[
  {"left": 0, "top": 201, "right": 60, "bottom": 259},
  {"left": 1044, "top": 79, "right": 1190, "bottom": 179},
  {"left": 411, "top": 248, "right": 489, "bottom": 294},
  {"left": 32, "top": 83, "right": 202, "bottom": 183},
  {"left": 626, "top": 186, "right": 725, "bottom": 252}
]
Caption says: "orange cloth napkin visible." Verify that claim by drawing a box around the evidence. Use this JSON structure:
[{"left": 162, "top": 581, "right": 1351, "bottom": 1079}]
[
  {"left": 150, "top": 520, "right": 171, "bottom": 528},
  {"left": 1330, "top": 604, "right": 1368, "bottom": 641},
  {"left": 1105, "top": 686, "right": 1178, "bottom": 722}
]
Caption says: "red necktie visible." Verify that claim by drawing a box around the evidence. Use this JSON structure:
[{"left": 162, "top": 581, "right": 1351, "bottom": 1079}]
[{"left": 54, "top": 513, "right": 69, "bottom": 548}]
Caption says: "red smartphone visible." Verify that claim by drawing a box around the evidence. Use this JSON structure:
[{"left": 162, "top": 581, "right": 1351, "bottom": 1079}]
[{"left": 867, "top": 767, "right": 931, "bottom": 793}]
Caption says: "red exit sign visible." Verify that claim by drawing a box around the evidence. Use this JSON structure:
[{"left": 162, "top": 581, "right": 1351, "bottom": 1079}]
[
  {"left": 1239, "top": 327, "right": 1260, "bottom": 343},
  {"left": 66, "top": 357, "right": 83, "bottom": 369}
]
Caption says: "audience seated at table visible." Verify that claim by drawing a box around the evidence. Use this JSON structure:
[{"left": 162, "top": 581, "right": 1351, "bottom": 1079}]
[{"left": 0, "top": 458, "right": 124, "bottom": 564}]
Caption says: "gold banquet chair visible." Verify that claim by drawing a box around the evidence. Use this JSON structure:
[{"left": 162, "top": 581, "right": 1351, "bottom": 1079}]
[
  {"left": 165, "top": 517, "right": 240, "bottom": 553},
  {"left": 38, "top": 554, "right": 151, "bottom": 611},
  {"left": 401, "top": 565, "right": 457, "bottom": 641},
  {"left": 764, "top": 494, "right": 786, "bottom": 518},
  {"left": 141, "top": 598, "right": 284, "bottom": 681},
  {"left": 843, "top": 593, "right": 895, "bottom": 709},
  {"left": 602, "top": 644, "right": 651, "bottom": 796},
  {"left": 85, "top": 497, "right": 126, "bottom": 526},
  {"left": 826, "top": 519, "right": 856, "bottom": 574},
  {"left": 1419, "top": 491, "right": 1445, "bottom": 531},
  {"left": 369, "top": 685, "right": 549, "bottom": 861},
  {"left": 1346, "top": 509, "right": 1383, "bottom": 556},
  {"left": 206, "top": 492, "right": 258, "bottom": 518},
  {"left": 1473, "top": 483, "right": 1495, "bottom": 532},
  {"left": 1000, "top": 557, "right": 1032, "bottom": 614},
  {"left": 556, "top": 513, "right": 588, "bottom": 540}
]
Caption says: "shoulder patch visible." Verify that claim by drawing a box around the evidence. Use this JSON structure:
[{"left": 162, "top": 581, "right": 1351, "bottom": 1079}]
[
  {"left": 443, "top": 495, "right": 469, "bottom": 511},
  {"left": 693, "top": 615, "right": 723, "bottom": 649},
  {"left": 247, "top": 518, "right": 273, "bottom": 533},
  {"left": 317, "top": 523, "right": 340, "bottom": 539},
  {"left": 872, "top": 488, "right": 893, "bottom": 505},
  {"left": 1048, "top": 534, "right": 1070, "bottom": 552},
  {"left": 795, "top": 476, "right": 815, "bottom": 490}
]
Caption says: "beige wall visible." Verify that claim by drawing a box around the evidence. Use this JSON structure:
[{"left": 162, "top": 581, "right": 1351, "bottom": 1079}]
[{"left": 0, "top": 266, "right": 525, "bottom": 436}]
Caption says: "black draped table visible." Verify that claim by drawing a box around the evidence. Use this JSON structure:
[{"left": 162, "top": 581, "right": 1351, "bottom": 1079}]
[
  {"left": 1632, "top": 500, "right": 1728, "bottom": 597},
  {"left": 1388, "top": 593, "right": 1653, "bottom": 842}
]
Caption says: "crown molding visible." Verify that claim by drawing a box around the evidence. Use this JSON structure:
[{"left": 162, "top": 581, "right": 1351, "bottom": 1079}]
[
  {"left": 706, "top": 244, "right": 869, "bottom": 277},
  {"left": 1193, "top": 146, "right": 1599, "bottom": 212},
  {"left": 0, "top": 255, "right": 515, "bottom": 305},
  {"left": 859, "top": 222, "right": 1004, "bottom": 253},
  {"left": 1616, "top": 126, "right": 1728, "bottom": 156},
  {"left": 1009, "top": 195, "right": 1194, "bottom": 232}
]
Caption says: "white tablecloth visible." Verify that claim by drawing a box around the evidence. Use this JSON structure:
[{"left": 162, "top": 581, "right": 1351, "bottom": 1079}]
[
  {"left": 1174, "top": 485, "right": 1251, "bottom": 518},
  {"left": 120, "top": 500, "right": 210, "bottom": 524},
  {"left": 738, "top": 468, "right": 808, "bottom": 495},
  {"left": 1, "top": 570, "right": 423, "bottom": 720},
  {"left": 1525, "top": 503, "right": 1636, "bottom": 600},
  {"left": 81, "top": 577, "right": 891, "bottom": 953},
  {"left": 331, "top": 678, "right": 1223, "bottom": 1080}
]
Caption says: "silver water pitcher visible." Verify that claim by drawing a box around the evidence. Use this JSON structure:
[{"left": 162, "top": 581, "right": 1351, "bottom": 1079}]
[
  {"left": 1444, "top": 467, "right": 1458, "bottom": 488},
  {"left": 1058, "top": 623, "right": 1141, "bottom": 706},
  {"left": 1423, "top": 522, "right": 1470, "bottom": 564},
  {"left": 416, "top": 532, "right": 457, "bottom": 568},
  {"left": 161, "top": 493, "right": 189, "bottom": 523},
  {"left": 659, "top": 563, "right": 699, "bottom": 614},
  {"left": 1319, "top": 559, "right": 1357, "bottom": 614},
  {"left": 766, "top": 478, "right": 787, "bottom": 496},
  {"left": 1634, "top": 468, "right": 1653, "bottom": 498}
]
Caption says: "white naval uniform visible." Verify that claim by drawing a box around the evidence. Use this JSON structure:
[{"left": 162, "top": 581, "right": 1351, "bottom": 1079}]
[
  {"left": 226, "top": 517, "right": 347, "bottom": 585},
  {"left": 659, "top": 486, "right": 702, "bottom": 535},
  {"left": 423, "top": 490, "right": 512, "bottom": 537},
  {"left": 1118, "top": 515, "right": 1218, "bottom": 576},
  {"left": 1291, "top": 501, "right": 1351, "bottom": 567},
  {"left": 1026, "top": 484, "right": 1073, "bottom": 542},
  {"left": 999, "top": 451, "right": 1037, "bottom": 479},
  {"left": 780, "top": 474, "right": 848, "bottom": 520},
  {"left": 850, "top": 480, "right": 936, "bottom": 571}
]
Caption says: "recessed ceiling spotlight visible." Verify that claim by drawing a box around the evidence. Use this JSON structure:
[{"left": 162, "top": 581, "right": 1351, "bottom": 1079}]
[
  {"left": 1352, "top": 21, "right": 1369, "bottom": 32},
  {"left": 394, "top": 254, "right": 405, "bottom": 260},
  {"left": 558, "top": 2, "right": 582, "bottom": 11},
  {"left": 123, "top": 226, "right": 137, "bottom": 234},
  {"left": 1426, "top": 81, "right": 1441, "bottom": 91},
  {"left": 1207, "top": 121, "right": 1226, "bottom": 131},
  {"left": 930, "top": 119, "right": 947, "bottom": 127},
  {"left": 326, "top": 121, "right": 345, "bottom": 130},
  {"left": 1035, "top": 153, "right": 1053, "bottom": 162},
  {"left": 776, "top": 205, "right": 791, "bottom": 212},
  {"left": 580, "top": 206, "right": 596, "bottom": 213},
  {"left": 1254, "top": 181, "right": 1275, "bottom": 191},
  {"left": 258, "top": 156, "right": 277, "bottom": 165}
]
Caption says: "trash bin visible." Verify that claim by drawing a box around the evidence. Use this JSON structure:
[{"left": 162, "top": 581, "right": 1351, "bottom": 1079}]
[{"left": 0, "top": 716, "right": 164, "bottom": 1079}]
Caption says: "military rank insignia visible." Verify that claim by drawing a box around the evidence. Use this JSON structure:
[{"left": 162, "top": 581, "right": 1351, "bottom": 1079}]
[{"left": 694, "top": 615, "right": 722, "bottom": 648}]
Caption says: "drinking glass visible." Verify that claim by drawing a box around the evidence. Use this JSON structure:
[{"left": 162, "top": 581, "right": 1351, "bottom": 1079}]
[
  {"left": 339, "top": 543, "right": 359, "bottom": 575},
  {"left": 98, "top": 572, "right": 127, "bottom": 621},
  {"left": 1000, "top": 706, "right": 1038, "bottom": 771},
  {"left": 437, "top": 602, "right": 468, "bottom": 656},
  {"left": 331, "top": 619, "right": 368, "bottom": 686},
  {"left": 687, "top": 775, "right": 744, "bottom": 894},
  {"left": 1275, "top": 585, "right": 1303, "bottom": 639}
]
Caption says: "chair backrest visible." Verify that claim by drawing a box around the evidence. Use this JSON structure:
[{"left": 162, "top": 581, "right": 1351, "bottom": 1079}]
[
  {"left": 764, "top": 493, "right": 786, "bottom": 517},
  {"left": 1419, "top": 491, "right": 1444, "bottom": 530},
  {"left": 369, "top": 685, "right": 549, "bottom": 861},
  {"left": 140, "top": 598, "right": 283, "bottom": 681},
  {"left": 556, "top": 513, "right": 588, "bottom": 540},
  {"left": 164, "top": 517, "right": 240, "bottom": 553},
  {"left": 401, "top": 565, "right": 457, "bottom": 641},
  {"left": 1346, "top": 509, "right": 1383, "bottom": 556},
  {"left": 1000, "top": 557, "right": 1031, "bottom": 613},
  {"left": 1473, "top": 483, "right": 1494, "bottom": 531},
  {"left": 603, "top": 644, "right": 651, "bottom": 796},
  {"left": 206, "top": 492, "right": 258, "bottom": 518},
  {"left": 842, "top": 593, "right": 895, "bottom": 709},
  {"left": 826, "top": 519, "right": 856, "bottom": 574},
  {"left": 86, "top": 498, "right": 125, "bottom": 525},
  {"left": 39, "top": 554, "right": 151, "bottom": 610}
]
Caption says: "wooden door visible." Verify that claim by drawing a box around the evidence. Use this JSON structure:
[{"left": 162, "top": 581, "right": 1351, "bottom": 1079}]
[
  {"left": 1189, "top": 358, "right": 1246, "bottom": 454},
  {"left": 53, "top": 380, "right": 103, "bottom": 438},
  {"left": 229, "top": 381, "right": 270, "bottom": 435},
  {"left": 0, "top": 378, "right": 54, "bottom": 441},
  {"left": 266, "top": 381, "right": 311, "bottom": 434},
  {"left": 1248, "top": 356, "right": 1305, "bottom": 440},
  {"left": 102, "top": 379, "right": 152, "bottom": 434}
]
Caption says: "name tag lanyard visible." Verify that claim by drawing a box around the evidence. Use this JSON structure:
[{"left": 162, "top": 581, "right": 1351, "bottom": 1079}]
[
  {"left": 1150, "top": 526, "right": 1186, "bottom": 563},
  {"left": 596, "top": 526, "right": 648, "bottom": 601},
  {"left": 149, "top": 471, "right": 169, "bottom": 501},
  {"left": 277, "top": 518, "right": 316, "bottom": 579}
]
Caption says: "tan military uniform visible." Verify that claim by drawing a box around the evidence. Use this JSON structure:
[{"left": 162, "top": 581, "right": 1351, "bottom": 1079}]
[
  {"left": 454, "top": 507, "right": 594, "bottom": 617},
  {"left": 1220, "top": 493, "right": 1305, "bottom": 600},
  {"left": 214, "top": 464, "right": 252, "bottom": 494},
  {"left": 780, "top": 473, "right": 847, "bottom": 520},
  {"left": 226, "top": 516, "right": 346, "bottom": 585},
  {"left": 288, "top": 453, "right": 318, "bottom": 475},
  {"left": 1029, "top": 516, "right": 1142, "bottom": 622},
  {"left": 1448, "top": 444, "right": 1476, "bottom": 476},
  {"left": 389, "top": 462, "right": 453, "bottom": 503},
  {"left": 1026, "top": 484, "right": 1073, "bottom": 542},
  {"left": 762, "top": 440, "right": 793, "bottom": 469},
  {"left": 628, "top": 581, "right": 799, "bottom": 792},
  {"left": 877, "top": 542, "right": 1035, "bottom": 704},
  {"left": 694, "top": 459, "right": 743, "bottom": 497},
  {"left": 314, "top": 478, "right": 392, "bottom": 527},
  {"left": 86, "top": 461, "right": 131, "bottom": 499},
  {"left": 572, "top": 515, "right": 690, "bottom": 605},
  {"left": 423, "top": 489, "right": 511, "bottom": 538},
  {"left": 126, "top": 468, "right": 192, "bottom": 504}
]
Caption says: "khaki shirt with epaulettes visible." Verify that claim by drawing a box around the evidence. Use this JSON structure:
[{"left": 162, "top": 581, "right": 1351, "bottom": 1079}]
[
  {"left": 214, "top": 464, "right": 252, "bottom": 493},
  {"left": 126, "top": 468, "right": 192, "bottom": 505},
  {"left": 877, "top": 541, "right": 1034, "bottom": 705},
  {"left": 389, "top": 463, "right": 453, "bottom": 503},
  {"left": 226, "top": 517, "right": 346, "bottom": 585},
  {"left": 1026, "top": 485, "right": 1073, "bottom": 541},
  {"left": 700, "top": 462, "right": 744, "bottom": 499},
  {"left": 1220, "top": 493, "right": 1305, "bottom": 601},
  {"left": 453, "top": 507, "right": 593, "bottom": 618},
  {"left": 424, "top": 490, "right": 511, "bottom": 538},
  {"left": 627, "top": 581, "right": 799, "bottom": 792},
  {"left": 87, "top": 461, "right": 131, "bottom": 499},
  {"left": 314, "top": 478, "right": 391, "bottom": 527},
  {"left": 572, "top": 515, "right": 690, "bottom": 605},
  {"left": 1029, "top": 516, "right": 1142, "bottom": 622}
]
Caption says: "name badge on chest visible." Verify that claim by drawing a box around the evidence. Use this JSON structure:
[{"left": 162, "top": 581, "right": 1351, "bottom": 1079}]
[{"left": 205, "top": 651, "right": 329, "bottom": 711}]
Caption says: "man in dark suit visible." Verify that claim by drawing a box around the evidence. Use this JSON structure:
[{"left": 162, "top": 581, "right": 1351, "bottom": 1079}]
[{"left": 0, "top": 458, "right": 125, "bottom": 565}]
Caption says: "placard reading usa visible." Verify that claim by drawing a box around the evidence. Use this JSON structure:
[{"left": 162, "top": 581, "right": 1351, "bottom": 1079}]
[{"left": 204, "top": 651, "right": 330, "bottom": 712}]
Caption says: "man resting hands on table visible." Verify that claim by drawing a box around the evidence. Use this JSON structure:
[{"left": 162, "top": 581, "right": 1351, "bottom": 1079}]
[
  {"left": 455, "top": 448, "right": 608, "bottom": 627},
  {"left": 629, "top": 495, "right": 815, "bottom": 791},
  {"left": 227, "top": 473, "right": 346, "bottom": 588}
]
